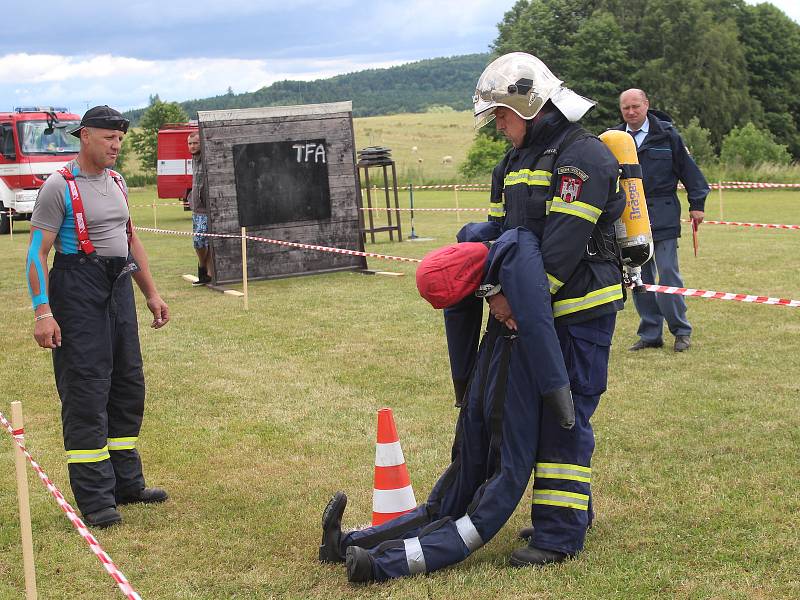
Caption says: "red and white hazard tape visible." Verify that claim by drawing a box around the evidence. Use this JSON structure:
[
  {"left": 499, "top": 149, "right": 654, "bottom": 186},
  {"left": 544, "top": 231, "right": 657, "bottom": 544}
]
[
  {"left": 129, "top": 201, "right": 187, "bottom": 209},
  {"left": 360, "top": 207, "right": 487, "bottom": 212},
  {"left": 680, "top": 182, "right": 800, "bottom": 190},
  {"left": 717, "top": 181, "right": 800, "bottom": 189},
  {"left": 0, "top": 412, "right": 141, "bottom": 600},
  {"left": 136, "top": 227, "right": 422, "bottom": 263},
  {"left": 361, "top": 183, "right": 490, "bottom": 191},
  {"left": 684, "top": 218, "right": 800, "bottom": 230},
  {"left": 137, "top": 226, "right": 800, "bottom": 307},
  {"left": 643, "top": 285, "right": 800, "bottom": 307}
]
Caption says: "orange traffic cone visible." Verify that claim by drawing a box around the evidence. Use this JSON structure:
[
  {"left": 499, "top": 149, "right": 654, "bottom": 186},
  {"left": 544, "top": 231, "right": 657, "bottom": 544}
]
[{"left": 372, "top": 408, "right": 416, "bottom": 526}]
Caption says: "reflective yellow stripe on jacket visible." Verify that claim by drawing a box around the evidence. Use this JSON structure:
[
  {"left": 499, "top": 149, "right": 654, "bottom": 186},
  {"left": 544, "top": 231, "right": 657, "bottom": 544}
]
[
  {"left": 489, "top": 201, "right": 505, "bottom": 218},
  {"left": 66, "top": 446, "right": 110, "bottom": 464},
  {"left": 550, "top": 197, "right": 602, "bottom": 224},
  {"left": 504, "top": 169, "right": 551, "bottom": 188},
  {"left": 552, "top": 284, "right": 624, "bottom": 319},
  {"left": 546, "top": 273, "right": 564, "bottom": 295}
]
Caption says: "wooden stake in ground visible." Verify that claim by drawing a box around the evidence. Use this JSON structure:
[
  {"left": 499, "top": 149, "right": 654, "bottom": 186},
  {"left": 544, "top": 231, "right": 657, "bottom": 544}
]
[
  {"left": 718, "top": 180, "right": 724, "bottom": 220},
  {"left": 454, "top": 185, "right": 460, "bottom": 224},
  {"left": 11, "top": 401, "right": 38, "bottom": 600},
  {"left": 152, "top": 203, "right": 158, "bottom": 228},
  {"left": 241, "top": 227, "right": 249, "bottom": 311}
]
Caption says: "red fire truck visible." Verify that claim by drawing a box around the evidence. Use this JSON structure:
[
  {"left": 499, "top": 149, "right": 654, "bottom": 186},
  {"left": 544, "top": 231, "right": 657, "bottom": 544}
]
[
  {"left": 0, "top": 107, "right": 81, "bottom": 234},
  {"left": 157, "top": 122, "right": 198, "bottom": 208}
]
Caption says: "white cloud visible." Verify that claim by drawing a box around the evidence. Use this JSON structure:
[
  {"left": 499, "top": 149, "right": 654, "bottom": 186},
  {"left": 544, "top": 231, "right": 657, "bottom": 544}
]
[{"left": 0, "top": 53, "right": 412, "bottom": 112}]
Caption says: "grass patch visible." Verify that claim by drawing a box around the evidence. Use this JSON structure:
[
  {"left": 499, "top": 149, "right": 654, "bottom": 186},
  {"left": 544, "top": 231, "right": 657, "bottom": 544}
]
[{"left": 1, "top": 187, "right": 799, "bottom": 598}]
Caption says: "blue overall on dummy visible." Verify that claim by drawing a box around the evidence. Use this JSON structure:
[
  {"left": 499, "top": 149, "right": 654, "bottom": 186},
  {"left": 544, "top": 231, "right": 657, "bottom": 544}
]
[{"left": 340, "top": 226, "right": 569, "bottom": 580}]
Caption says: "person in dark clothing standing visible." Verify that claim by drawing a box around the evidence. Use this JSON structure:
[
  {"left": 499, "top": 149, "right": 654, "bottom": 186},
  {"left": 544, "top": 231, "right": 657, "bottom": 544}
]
[
  {"left": 614, "top": 89, "right": 710, "bottom": 352},
  {"left": 317, "top": 53, "right": 625, "bottom": 582},
  {"left": 26, "top": 105, "right": 170, "bottom": 528},
  {"left": 187, "top": 131, "right": 212, "bottom": 285}
]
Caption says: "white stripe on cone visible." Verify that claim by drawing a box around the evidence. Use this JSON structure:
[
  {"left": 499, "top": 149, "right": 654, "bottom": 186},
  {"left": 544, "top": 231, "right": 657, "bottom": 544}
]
[
  {"left": 373, "top": 485, "right": 416, "bottom": 514},
  {"left": 375, "top": 441, "right": 406, "bottom": 467}
]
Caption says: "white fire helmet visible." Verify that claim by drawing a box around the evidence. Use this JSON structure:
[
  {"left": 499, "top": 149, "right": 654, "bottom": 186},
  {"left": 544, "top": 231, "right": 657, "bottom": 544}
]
[{"left": 473, "top": 52, "right": 596, "bottom": 129}]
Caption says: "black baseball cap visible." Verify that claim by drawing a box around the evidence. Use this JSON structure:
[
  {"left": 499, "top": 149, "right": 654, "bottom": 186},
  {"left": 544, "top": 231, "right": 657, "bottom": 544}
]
[{"left": 69, "top": 105, "right": 130, "bottom": 138}]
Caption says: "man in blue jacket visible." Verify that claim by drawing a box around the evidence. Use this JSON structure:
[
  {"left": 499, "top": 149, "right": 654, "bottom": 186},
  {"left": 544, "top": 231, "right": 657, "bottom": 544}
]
[{"left": 614, "top": 89, "right": 709, "bottom": 352}]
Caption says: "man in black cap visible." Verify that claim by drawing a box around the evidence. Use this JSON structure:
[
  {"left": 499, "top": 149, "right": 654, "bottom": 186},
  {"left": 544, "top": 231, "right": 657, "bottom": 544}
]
[{"left": 26, "top": 105, "right": 170, "bottom": 528}]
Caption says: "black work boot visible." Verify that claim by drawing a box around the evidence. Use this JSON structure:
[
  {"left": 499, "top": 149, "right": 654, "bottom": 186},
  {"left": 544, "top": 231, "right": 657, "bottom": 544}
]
[
  {"left": 84, "top": 507, "right": 123, "bottom": 528},
  {"left": 346, "top": 546, "right": 374, "bottom": 583},
  {"left": 518, "top": 526, "right": 535, "bottom": 540},
  {"left": 319, "top": 491, "right": 347, "bottom": 563},
  {"left": 510, "top": 542, "right": 569, "bottom": 567},
  {"left": 117, "top": 487, "right": 169, "bottom": 505}
]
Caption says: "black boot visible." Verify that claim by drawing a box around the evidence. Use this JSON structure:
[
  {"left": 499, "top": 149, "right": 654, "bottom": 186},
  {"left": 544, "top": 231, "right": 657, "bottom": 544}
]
[
  {"left": 346, "top": 546, "right": 374, "bottom": 583},
  {"left": 518, "top": 526, "right": 535, "bottom": 540},
  {"left": 319, "top": 491, "right": 347, "bottom": 563},
  {"left": 510, "top": 542, "right": 569, "bottom": 567},
  {"left": 84, "top": 507, "right": 123, "bottom": 528},
  {"left": 117, "top": 487, "right": 169, "bottom": 505}
]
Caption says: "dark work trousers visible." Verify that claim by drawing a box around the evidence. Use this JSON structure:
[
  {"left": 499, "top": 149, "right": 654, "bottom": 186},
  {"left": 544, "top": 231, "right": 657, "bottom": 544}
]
[
  {"left": 50, "top": 252, "right": 146, "bottom": 515},
  {"left": 531, "top": 313, "right": 616, "bottom": 555},
  {"left": 633, "top": 238, "right": 691, "bottom": 342}
]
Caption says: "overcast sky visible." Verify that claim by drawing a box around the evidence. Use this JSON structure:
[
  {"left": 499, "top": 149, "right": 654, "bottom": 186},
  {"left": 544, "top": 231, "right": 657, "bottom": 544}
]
[{"left": 1, "top": 0, "right": 796, "bottom": 115}]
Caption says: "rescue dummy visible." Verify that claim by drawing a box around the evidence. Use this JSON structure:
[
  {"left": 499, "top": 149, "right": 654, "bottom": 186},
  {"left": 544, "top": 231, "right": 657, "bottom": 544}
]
[{"left": 318, "top": 225, "right": 572, "bottom": 582}]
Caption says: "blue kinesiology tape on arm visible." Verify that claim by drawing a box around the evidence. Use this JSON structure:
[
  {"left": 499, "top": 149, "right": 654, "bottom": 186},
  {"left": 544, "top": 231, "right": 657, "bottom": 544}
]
[{"left": 26, "top": 229, "right": 49, "bottom": 308}]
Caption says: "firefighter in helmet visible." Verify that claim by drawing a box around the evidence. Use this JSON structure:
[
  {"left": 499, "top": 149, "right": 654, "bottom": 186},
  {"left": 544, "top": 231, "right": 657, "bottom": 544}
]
[
  {"left": 317, "top": 53, "right": 625, "bottom": 582},
  {"left": 474, "top": 51, "right": 625, "bottom": 567}
]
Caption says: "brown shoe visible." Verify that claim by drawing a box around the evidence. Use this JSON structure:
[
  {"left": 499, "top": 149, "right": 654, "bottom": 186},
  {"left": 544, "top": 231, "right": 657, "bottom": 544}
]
[{"left": 674, "top": 335, "right": 691, "bottom": 352}]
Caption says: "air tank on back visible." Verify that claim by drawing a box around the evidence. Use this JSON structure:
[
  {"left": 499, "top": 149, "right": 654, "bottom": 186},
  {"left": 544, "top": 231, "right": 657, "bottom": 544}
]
[{"left": 599, "top": 130, "right": 653, "bottom": 292}]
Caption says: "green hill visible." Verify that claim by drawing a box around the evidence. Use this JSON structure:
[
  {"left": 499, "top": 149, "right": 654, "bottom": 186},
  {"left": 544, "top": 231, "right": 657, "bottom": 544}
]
[{"left": 124, "top": 53, "right": 491, "bottom": 125}]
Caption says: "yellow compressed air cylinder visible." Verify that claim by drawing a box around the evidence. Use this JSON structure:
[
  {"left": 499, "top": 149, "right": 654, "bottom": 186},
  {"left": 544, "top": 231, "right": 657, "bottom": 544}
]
[{"left": 599, "top": 130, "right": 653, "bottom": 287}]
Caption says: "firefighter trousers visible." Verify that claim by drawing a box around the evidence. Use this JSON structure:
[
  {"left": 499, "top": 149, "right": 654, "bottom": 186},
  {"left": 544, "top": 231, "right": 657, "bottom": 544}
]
[
  {"left": 530, "top": 313, "right": 616, "bottom": 555},
  {"left": 50, "top": 252, "right": 146, "bottom": 515}
]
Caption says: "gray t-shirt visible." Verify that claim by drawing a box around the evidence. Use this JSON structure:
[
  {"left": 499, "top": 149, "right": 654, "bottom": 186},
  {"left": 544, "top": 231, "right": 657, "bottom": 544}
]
[
  {"left": 31, "top": 159, "right": 130, "bottom": 257},
  {"left": 189, "top": 155, "right": 207, "bottom": 214}
]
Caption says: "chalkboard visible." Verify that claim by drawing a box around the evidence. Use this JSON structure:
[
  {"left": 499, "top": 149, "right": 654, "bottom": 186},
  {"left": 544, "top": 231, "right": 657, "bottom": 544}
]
[{"left": 232, "top": 139, "right": 331, "bottom": 227}]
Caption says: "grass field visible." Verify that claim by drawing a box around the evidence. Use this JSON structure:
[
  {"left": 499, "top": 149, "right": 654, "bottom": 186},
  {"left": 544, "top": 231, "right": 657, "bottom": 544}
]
[{"left": 1, "top": 186, "right": 799, "bottom": 599}]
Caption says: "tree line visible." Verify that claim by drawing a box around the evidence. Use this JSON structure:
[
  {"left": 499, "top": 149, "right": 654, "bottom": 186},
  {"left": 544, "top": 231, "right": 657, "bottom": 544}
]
[
  {"left": 492, "top": 0, "right": 799, "bottom": 157},
  {"left": 123, "top": 54, "right": 490, "bottom": 127}
]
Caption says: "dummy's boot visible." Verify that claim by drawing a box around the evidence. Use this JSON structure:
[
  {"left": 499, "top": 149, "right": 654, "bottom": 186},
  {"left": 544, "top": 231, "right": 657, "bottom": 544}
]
[
  {"left": 510, "top": 542, "right": 569, "bottom": 567},
  {"left": 542, "top": 385, "right": 575, "bottom": 430},
  {"left": 346, "top": 546, "right": 374, "bottom": 583},
  {"left": 452, "top": 377, "right": 470, "bottom": 408},
  {"left": 117, "top": 487, "right": 169, "bottom": 505},
  {"left": 319, "top": 491, "right": 347, "bottom": 563}
]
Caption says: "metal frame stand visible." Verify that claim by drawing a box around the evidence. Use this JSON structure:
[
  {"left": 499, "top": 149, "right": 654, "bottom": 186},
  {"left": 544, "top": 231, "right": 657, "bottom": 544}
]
[{"left": 357, "top": 160, "right": 402, "bottom": 243}]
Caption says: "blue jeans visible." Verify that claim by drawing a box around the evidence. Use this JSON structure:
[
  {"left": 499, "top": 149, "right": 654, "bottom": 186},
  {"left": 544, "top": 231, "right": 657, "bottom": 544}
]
[{"left": 633, "top": 237, "right": 691, "bottom": 342}]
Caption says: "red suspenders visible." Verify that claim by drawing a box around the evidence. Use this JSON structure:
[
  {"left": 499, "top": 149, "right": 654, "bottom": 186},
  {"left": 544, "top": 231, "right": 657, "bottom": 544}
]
[{"left": 57, "top": 166, "right": 133, "bottom": 255}]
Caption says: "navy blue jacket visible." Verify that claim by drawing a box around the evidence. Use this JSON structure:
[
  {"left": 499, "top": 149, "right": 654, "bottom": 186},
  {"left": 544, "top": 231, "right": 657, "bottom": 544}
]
[
  {"left": 612, "top": 112, "right": 709, "bottom": 242},
  {"left": 491, "top": 112, "right": 626, "bottom": 324}
]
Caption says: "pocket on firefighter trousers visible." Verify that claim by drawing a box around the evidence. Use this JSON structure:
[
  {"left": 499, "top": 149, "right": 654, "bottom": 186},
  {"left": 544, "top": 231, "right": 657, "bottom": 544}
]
[{"left": 562, "top": 320, "right": 613, "bottom": 397}]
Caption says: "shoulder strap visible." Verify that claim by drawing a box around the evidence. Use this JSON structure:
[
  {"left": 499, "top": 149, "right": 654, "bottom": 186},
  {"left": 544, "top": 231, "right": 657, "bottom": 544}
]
[
  {"left": 108, "top": 169, "right": 133, "bottom": 243},
  {"left": 58, "top": 167, "right": 96, "bottom": 255}
]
